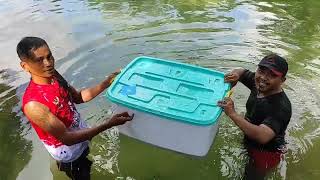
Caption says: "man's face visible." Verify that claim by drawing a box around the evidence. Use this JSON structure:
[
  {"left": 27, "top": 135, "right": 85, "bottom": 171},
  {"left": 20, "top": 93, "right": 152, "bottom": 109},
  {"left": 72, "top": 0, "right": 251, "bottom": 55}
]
[
  {"left": 255, "top": 66, "right": 284, "bottom": 93},
  {"left": 21, "top": 45, "right": 55, "bottom": 78}
]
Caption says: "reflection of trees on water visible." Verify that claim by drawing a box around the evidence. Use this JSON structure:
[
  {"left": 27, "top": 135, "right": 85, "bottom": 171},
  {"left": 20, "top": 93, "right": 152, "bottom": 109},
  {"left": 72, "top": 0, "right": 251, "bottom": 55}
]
[
  {"left": 87, "top": 0, "right": 320, "bottom": 78},
  {"left": 87, "top": 0, "right": 237, "bottom": 29},
  {"left": 255, "top": 0, "right": 320, "bottom": 77},
  {"left": 0, "top": 70, "right": 32, "bottom": 180}
]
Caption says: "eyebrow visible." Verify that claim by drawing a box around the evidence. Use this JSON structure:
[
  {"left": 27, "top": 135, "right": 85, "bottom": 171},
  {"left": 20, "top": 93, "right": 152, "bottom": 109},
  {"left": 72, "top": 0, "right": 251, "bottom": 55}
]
[
  {"left": 34, "top": 56, "right": 44, "bottom": 61},
  {"left": 46, "top": 52, "right": 52, "bottom": 58}
]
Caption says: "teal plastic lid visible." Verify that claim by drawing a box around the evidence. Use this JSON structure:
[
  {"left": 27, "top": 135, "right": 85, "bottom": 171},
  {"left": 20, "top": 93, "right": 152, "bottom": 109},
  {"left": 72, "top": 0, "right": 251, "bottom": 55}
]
[{"left": 106, "top": 56, "right": 230, "bottom": 126}]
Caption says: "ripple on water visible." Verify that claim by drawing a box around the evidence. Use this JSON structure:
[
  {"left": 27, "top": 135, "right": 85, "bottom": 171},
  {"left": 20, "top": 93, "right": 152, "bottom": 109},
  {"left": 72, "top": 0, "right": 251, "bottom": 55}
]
[{"left": 1, "top": 0, "right": 320, "bottom": 179}]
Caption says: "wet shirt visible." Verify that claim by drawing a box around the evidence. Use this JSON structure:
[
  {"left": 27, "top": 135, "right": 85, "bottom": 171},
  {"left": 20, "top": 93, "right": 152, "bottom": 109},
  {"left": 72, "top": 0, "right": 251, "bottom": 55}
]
[
  {"left": 239, "top": 70, "right": 292, "bottom": 152},
  {"left": 22, "top": 77, "right": 89, "bottom": 163}
]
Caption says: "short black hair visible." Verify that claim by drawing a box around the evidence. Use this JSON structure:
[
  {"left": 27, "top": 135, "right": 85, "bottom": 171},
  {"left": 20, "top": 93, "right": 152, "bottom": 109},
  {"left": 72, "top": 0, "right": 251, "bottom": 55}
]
[{"left": 16, "top": 37, "right": 48, "bottom": 61}]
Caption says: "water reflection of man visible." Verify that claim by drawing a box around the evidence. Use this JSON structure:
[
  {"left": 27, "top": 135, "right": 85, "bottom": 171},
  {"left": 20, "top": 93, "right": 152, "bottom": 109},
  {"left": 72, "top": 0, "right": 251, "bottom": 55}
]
[
  {"left": 17, "top": 37, "right": 134, "bottom": 180},
  {"left": 218, "top": 54, "right": 292, "bottom": 179}
]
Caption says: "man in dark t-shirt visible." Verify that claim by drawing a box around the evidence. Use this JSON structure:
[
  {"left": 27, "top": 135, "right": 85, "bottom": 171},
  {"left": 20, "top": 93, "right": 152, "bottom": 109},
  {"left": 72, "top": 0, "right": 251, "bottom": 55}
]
[{"left": 218, "top": 54, "right": 292, "bottom": 179}]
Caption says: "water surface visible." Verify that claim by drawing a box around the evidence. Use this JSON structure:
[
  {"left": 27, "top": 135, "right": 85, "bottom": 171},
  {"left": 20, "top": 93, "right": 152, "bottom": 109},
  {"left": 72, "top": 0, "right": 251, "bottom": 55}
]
[{"left": 0, "top": 0, "right": 319, "bottom": 179}]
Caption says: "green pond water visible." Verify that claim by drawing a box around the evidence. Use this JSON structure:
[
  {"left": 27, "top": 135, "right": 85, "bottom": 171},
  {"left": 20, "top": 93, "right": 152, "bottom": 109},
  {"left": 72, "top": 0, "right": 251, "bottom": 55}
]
[{"left": 0, "top": 0, "right": 319, "bottom": 179}]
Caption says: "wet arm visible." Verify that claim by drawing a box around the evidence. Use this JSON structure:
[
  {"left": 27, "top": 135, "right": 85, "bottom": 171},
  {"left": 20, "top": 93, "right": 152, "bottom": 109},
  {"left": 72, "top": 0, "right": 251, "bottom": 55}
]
[
  {"left": 232, "top": 68, "right": 246, "bottom": 77},
  {"left": 69, "top": 77, "right": 113, "bottom": 104},
  {"left": 24, "top": 101, "right": 113, "bottom": 146},
  {"left": 54, "top": 70, "right": 113, "bottom": 104},
  {"left": 228, "top": 112, "right": 276, "bottom": 144},
  {"left": 225, "top": 68, "right": 246, "bottom": 87}
]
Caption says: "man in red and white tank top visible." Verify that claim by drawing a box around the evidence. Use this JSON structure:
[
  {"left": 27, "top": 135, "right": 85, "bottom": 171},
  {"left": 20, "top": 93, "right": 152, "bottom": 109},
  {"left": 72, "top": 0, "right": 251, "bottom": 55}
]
[{"left": 17, "top": 37, "right": 134, "bottom": 179}]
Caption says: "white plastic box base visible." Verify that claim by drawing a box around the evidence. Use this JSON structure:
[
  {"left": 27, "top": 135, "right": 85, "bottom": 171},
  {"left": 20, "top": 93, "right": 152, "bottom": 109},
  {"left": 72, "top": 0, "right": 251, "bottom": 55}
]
[{"left": 112, "top": 104, "right": 219, "bottom": 156}]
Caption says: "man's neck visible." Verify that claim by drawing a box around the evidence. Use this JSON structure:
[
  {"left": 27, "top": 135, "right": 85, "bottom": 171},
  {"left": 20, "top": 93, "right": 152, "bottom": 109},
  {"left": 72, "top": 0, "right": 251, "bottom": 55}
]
[{"left": 31, "top": 75, "right": 53, "bottom": 85}]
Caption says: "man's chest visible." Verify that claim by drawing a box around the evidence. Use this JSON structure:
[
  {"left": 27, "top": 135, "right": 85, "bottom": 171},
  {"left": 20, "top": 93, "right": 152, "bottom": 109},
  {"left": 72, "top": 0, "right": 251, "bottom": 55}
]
[{"left": 245, "top": 92, "right": 274, "bottom": 124}]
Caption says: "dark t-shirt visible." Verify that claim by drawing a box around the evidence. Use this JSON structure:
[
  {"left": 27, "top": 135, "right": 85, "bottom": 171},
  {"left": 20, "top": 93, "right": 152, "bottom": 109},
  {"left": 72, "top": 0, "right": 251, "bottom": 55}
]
[{"left": 239, "top": 70, "right": 292, "bottom": 152}]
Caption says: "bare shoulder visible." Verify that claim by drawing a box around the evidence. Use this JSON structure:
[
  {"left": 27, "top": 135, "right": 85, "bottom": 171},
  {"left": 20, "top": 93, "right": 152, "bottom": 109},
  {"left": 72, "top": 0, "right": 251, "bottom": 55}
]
[
  {"left": 24, "top": 101, "right": 67, "bottom": 137},
  {"left": 24, "top": 101, "right": 50, "bottom": 121}
]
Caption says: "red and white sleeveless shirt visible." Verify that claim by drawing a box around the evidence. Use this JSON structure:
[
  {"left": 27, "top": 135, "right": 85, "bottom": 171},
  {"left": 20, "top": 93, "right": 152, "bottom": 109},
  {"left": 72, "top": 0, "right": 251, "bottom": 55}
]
[{"left": 22, "top": 78, "right": 89, "bottom": 163}]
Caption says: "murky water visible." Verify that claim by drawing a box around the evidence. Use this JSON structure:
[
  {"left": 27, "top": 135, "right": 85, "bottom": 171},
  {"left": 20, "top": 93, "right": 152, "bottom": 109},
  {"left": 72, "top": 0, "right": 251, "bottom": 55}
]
[{"left": 0, "top": 0, "right": 320, "bottom": 179}]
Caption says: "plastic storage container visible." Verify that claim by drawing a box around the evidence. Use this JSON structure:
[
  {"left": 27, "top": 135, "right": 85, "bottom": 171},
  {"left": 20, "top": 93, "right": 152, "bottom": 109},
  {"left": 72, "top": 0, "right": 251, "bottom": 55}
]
[{"left": 106, "top": 56, "right": 230, "bottom": 156}]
